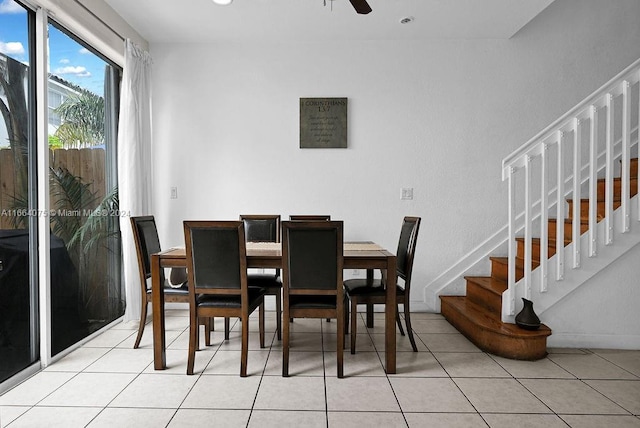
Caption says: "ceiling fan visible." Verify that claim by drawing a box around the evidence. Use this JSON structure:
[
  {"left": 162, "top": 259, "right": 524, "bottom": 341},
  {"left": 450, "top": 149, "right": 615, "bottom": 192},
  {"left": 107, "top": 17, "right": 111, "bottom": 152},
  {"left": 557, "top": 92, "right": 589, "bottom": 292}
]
[
  {"left": 348, "top": 0, "right": 372, "bottom": 14},
  {"left": 213, "top": 0, "right": 371, "bottom": 14}
]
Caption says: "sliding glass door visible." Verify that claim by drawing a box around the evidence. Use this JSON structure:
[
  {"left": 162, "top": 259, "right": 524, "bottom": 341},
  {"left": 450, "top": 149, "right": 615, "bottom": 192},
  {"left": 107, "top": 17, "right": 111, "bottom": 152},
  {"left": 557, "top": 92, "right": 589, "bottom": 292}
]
[
  {"left": 0, "top": 0, "right": 123, "bottom": 386},
  {"left": 0, "top": 1, "right": 38, "bottom": 384}
]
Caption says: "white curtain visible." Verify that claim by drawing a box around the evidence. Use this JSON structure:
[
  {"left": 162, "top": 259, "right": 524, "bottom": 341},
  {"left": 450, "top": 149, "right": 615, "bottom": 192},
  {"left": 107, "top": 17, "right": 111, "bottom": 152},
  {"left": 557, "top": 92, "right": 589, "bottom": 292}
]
[{"left": 118, "top": 39, "right": 153, "bottom": 322}]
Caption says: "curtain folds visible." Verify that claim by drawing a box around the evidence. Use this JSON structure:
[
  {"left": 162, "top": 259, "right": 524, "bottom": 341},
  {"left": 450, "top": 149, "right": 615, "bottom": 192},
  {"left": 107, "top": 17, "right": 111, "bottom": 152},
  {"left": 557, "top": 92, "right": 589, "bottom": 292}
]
[{"left": 118, "top": 39, "right": 153, "bottom": 322}]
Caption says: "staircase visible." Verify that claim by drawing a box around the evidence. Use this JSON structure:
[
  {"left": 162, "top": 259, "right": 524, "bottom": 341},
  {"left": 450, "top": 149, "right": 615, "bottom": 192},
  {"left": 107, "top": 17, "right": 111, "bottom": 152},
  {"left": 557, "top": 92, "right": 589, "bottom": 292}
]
[
  {"left": 439, "top": 57, "right": 640, "bottom": 360},
  {"left": 439, "top": 262, "right": 552, "bottom": 360},
  {"left": 440, "top": 158, "right": 638, "bottom": 360},
  {"left": 440, "top": 159, "right": 638, "bottom": 360}
]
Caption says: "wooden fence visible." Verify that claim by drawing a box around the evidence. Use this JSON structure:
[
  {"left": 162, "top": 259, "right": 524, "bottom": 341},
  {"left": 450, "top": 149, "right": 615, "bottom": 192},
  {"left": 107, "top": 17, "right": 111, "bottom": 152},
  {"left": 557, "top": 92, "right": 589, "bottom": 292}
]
[{"left": 0, "top": 147, "right": 105, "bottom": 229}]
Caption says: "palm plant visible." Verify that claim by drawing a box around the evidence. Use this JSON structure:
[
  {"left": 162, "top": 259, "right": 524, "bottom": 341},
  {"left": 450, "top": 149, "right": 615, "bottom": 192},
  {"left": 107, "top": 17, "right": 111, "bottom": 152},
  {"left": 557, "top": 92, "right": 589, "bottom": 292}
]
[
  {"left": 49, "top": 166, "right": 98, "bottom": 245},
  {"left": 49, "top": 167, "right": 121, "bottom": 319},
  {"left": 0, "top": 54, "right": 29, "bottom": 197},
  {"left": 53, "top": 90, "right": 104, "bottom": 148},
  {"left": 68, "top": 185, "right": 119, "bottom": 254}
]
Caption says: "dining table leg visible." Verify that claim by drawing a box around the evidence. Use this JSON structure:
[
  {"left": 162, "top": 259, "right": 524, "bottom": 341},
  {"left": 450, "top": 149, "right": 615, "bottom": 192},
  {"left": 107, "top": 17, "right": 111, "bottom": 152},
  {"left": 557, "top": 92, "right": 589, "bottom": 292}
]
[
  {"left": 366, "top": 269, "right": 374, "bottom": 328},
  {"left": 151, "top": 253, "right": 166, "bottom": 370},
  {"left": 385, "top": 254, "right": 397, "bottom": 374}
]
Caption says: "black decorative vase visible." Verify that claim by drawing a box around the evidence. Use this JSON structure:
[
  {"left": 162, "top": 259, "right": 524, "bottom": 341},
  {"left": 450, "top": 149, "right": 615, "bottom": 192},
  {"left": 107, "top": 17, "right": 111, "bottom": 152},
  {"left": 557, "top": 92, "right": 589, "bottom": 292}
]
[{"left": 515, "top": 298, "right": 541, "bottom": 330}]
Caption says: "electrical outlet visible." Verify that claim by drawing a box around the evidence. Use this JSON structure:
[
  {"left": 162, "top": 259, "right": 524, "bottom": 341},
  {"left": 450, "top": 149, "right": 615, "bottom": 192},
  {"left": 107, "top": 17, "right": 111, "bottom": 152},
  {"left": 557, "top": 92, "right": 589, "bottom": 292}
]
[
  {"left": 401, "top": 187, "right": 413, "bottom": 200},
  {"left": 170, "top": 187, "right": 178, "bottom": 199},
  {"left": 352, "top": 269, "right": 359, "bottom": 276}
]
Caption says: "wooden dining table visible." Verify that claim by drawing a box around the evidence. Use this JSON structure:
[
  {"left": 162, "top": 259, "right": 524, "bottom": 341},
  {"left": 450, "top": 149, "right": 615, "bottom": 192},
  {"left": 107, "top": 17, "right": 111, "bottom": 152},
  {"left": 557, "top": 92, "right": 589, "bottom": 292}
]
[{"left": 150, "top": 242, "right": 398, "bottom": 374}]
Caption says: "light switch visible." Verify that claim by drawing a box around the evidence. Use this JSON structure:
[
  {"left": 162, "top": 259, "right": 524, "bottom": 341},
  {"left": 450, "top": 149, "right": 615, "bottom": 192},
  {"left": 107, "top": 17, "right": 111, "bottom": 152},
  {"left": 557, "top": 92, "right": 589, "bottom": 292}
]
[
  {"left": 401, "top": 188, "right": 413, "bottom": 200},
  {"left": 170, "top": 187, "right": 178, "bottom": 199}
]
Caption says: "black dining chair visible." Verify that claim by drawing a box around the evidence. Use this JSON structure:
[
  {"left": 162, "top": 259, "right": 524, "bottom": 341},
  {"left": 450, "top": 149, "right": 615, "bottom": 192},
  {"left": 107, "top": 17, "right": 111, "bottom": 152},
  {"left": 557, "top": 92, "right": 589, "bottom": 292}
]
[
  {"left": 130, "top": 216, "right": 191, "bottom": 349},
  {"left": 289, "top": 215, "right": 331, "bottom": 221},
  {"left": 289, "top": 215, "right": 333, "bottom": 322},
  {"left": 282, "top": 220, "right": 345, "bottom": 377},
  {"left": 240, "top": 214, "right": 282, "bottom": 340},
  {"left": 344, "top": 216, "right": 421, "bottom": 353},
  {"left": 183, "top": 220, "right": 266, "bottom": 376},
  {"left": 288, "top": 216, "right": 334, "bottom": 323}
]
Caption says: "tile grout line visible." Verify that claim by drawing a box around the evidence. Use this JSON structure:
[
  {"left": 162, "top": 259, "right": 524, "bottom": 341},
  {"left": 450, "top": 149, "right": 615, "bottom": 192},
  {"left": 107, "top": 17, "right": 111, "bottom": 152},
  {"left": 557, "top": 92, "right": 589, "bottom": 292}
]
[
  {"left": 93, "top": 322, "right": 193, "bottom": 427},
  {"left": 362, "top": 312, "right": 410, "bottom": 428},
  {"left": 246, "top": 327, "right": 278, "bottom": 427},
  {"left": 321, "top": 319, "right": 330, "bottom": 428},
  {"left": 483, "top": 352, "right": 567, "bottom": 425}
]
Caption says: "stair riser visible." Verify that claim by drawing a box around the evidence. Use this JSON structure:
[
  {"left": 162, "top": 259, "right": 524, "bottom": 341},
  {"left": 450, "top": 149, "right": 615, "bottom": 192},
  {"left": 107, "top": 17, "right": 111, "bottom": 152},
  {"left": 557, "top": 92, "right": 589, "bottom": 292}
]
[
  {"left": 547, "top": 219, "right": 588, "bottom": 242},
  {"left": 629, "top": 158, "right": 638, "bottom": 178},
  {"left": 596, "top": 177, "right": 638, "bottom": 200},
  {"left": 566, "top": 199, "right": 620, "bottom": 221},
  {"left": 517, "top": 239, "right": 560, "bottom": 262},
  {"left": 491, "top": 258, "right": 522, "bottom": 282},
  {"left": 491, "top": 258, "right": 509, "bottom": 281},
  {"left": 466, "top": 280, "right": 502, "bottom": 314}
]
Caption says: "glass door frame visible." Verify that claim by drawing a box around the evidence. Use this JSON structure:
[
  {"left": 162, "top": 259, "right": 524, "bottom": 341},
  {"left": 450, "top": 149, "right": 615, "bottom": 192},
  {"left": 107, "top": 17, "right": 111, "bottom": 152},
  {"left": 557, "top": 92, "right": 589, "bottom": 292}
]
[{"left": 35, "top": 5, "right": 52, "bottom": 368}]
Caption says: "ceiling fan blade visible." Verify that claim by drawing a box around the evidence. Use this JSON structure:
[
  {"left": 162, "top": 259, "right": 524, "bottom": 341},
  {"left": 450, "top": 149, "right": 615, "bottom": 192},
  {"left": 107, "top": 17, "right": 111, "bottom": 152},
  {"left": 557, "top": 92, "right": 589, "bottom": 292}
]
[{"left": 348, "top": 0, "right": 372, "bottom": 14}]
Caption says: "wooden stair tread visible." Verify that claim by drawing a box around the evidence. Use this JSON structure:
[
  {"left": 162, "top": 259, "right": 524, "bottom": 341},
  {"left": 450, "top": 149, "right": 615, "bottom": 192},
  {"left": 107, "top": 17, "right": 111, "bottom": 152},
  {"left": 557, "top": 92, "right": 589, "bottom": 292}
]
[
  {"left": 489, "top": 255, "right": 525, "bottom": 271},
  {"left": 548, "top": 217, "right": 589, "bottom": 225},
  {"left": 515, "top": 236, "right": 572, "bottom": 246},
  {"left": 490, "top": 256, "right": 533, "bottom": 268},
  {"left": 464, "top": 276, "right": 507, "bottom": 296},
  {"left": 570, "top": 197, "right": 622, "bottom": 203}
]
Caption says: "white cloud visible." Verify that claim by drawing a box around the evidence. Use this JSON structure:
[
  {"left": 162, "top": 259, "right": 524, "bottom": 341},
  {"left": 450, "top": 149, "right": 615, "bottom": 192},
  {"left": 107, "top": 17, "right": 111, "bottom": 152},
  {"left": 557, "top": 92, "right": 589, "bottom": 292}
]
[
  {"left": 79, "top": 47, "right": 90, "bottom": 55},
  {"left": 0, "top": 41, "right": 25, "bottom": 55},
  {"left": 0, "top": 0, "right": 23, "bottom": 14},
  {"left": 59, "top": 58, "right": 70, "bottom": 64},
  {"left": 54, "top": 65, "right": 92, "bottom": 78}
]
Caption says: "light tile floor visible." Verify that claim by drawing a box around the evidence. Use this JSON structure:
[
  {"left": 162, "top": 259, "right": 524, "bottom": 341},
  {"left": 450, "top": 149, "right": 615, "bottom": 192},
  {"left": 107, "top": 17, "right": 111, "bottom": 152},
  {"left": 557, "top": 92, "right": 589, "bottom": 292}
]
[{"left": 1, "top": 310, "right": 639, "bottom": 427}]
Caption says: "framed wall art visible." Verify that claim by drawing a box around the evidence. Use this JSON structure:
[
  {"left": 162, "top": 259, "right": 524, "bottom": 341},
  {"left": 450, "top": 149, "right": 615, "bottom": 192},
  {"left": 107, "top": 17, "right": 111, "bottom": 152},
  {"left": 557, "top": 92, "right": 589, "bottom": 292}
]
[{"left": 299, "top": 97, "right": 347, "bottom": 148}]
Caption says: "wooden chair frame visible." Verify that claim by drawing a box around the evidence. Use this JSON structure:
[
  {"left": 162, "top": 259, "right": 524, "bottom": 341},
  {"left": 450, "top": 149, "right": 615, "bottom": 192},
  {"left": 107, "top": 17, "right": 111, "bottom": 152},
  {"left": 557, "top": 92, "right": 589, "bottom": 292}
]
[
  {"left": 130, "top": 216, "right": 189, "bottom": 349},
  {"left": 289, "top": 215, "right": 331, "bottom": 221},
  {"left": 344, "top": 216, "right": 421, "bottom": 353},
  {"left": 184, "top": 220, "right": 265, "bottom": 376},
  {"left": 282, "top": 220, "right": 344, "bottom": 377}
]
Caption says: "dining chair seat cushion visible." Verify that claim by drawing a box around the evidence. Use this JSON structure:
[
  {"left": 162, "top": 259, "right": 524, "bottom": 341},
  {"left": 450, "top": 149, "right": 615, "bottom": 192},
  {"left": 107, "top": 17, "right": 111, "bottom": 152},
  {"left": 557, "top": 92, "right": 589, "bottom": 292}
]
[
  {"left": 289, "top": 295, "right": 337, "bottom": 309},
  {"left": 247, "top": 273, "right": 282, "bottom": 289},
  {"left": 344, "top": 278, "right": 383, "bottom": 292},
  {"left": 344, "top": 279, "right": 405, "bottom": 297},
  {"left": 196, "top": 287, "right": 266, "bottom": 309}
]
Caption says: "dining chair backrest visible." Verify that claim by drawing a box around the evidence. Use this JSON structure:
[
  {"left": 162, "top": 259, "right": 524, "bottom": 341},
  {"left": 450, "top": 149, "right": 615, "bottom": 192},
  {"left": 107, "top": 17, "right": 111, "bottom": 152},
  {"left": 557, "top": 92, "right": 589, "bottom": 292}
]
[
  {"left": 240, "top": 215, "right": 281, "bottom": 243},
  {"left": 131, "top": 215, "right": 163, "bottom": 284},
  {"left": 183, "top": 221, "right": 247, "bottom": 293},
  {"left": 396, "top": 216, "right": 421, "bottom": 282},
  {"left": 288, "top": 215, "right": 331, "bottom": 221},
  {"left": 282, "top": 220, "right": 343, "bottom": 292}
]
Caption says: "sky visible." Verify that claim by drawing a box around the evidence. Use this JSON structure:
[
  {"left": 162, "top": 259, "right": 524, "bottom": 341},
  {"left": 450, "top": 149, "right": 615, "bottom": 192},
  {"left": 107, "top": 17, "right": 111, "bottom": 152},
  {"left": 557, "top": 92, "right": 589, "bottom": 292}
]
[{"left": 0, "top": 0, "right": 106, "bottom": 95}]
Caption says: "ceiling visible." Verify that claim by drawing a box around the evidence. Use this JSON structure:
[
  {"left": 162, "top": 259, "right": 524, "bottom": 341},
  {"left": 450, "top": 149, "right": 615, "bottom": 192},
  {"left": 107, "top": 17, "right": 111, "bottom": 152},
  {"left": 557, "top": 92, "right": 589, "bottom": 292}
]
[{"left": 104, "top": 0, "right": 555, "bottom": 44}]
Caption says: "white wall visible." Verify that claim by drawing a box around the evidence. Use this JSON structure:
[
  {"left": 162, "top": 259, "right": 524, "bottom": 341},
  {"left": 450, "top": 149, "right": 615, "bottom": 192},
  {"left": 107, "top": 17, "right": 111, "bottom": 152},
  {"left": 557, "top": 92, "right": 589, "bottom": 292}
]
[
  {"left": 545, "top": 242, "right": 640, "bottom": 349},
  {"left": 150, "top": 0, "right": 640, "bottom": 315}
]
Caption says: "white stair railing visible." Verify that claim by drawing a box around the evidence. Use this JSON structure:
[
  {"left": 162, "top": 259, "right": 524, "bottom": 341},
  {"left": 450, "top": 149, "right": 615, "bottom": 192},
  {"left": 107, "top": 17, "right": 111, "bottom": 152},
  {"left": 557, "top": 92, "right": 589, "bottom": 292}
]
[{"left": 501, "top": 58, "right": 640, "bottom": 322}]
